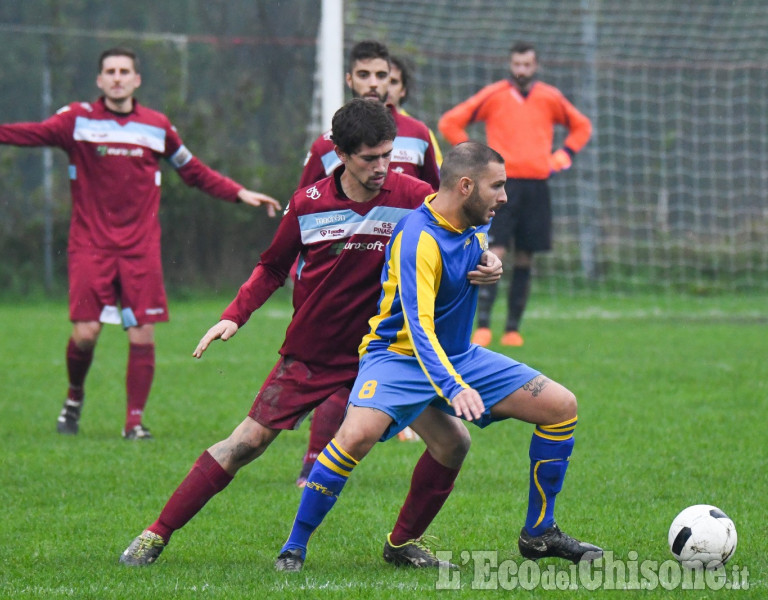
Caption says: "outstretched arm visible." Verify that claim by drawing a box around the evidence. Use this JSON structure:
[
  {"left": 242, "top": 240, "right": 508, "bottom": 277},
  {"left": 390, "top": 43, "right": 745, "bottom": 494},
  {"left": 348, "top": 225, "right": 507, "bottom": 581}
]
[{"left": 193, "top": 319, "right": 239, "bottom": 358}]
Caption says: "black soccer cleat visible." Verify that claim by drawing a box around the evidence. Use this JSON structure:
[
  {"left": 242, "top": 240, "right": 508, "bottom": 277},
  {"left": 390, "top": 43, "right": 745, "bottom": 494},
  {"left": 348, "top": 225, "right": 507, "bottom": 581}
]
[
  {"left": 119, "top": 530, "right": 167, "bottom": 566},
  {"left": 518, "top": 524, "right": 603, "bottom": 563},
  {"left": 275, "top": 548, "right": 304, "bottom": 572},
  {"left": 383, "top": 534, "right": 457, "bottom": 569},
  {"left": 122, "top": 424, "right": 153, "bottom": 440},
  {"left": 57, "top": 398, "right": 83, "bottom": 435}
]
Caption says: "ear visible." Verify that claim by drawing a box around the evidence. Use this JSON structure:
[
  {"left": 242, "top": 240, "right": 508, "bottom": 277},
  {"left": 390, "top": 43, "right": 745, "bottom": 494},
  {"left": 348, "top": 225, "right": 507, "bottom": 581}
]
[
  {"left": 334, "top": 145, "right": 348, "bottom": 164},
  {"left": 345, "top": 72, "right": 353, "bottom": 89},
  {"left": 458, "top": 175, "right": 474, "bottom": 197},
  {"left": 134, "top": 73, "right": 142, "bottom": 88}
]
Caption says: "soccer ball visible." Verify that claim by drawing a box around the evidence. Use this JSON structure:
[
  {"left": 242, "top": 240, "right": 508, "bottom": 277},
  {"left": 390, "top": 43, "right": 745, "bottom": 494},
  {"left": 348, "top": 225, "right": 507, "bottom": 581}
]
[{"left": 668, "top": 504, "right": 737, "bottom": 570}]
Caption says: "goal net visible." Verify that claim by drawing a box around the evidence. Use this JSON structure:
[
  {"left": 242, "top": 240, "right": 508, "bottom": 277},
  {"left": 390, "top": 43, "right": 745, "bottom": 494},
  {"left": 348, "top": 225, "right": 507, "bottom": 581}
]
[{"left": 339, "top": 0, "right": 768, "bottom": 295}]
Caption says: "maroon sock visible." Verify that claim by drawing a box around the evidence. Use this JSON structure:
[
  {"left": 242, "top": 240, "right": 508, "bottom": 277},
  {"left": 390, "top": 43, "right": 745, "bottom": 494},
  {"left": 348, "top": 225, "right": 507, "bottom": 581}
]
[
  {"left": 66, "top": 337, "right": 93, "bottom": 401},
  {"left": 389, "top": 450, "right": 461, "bottom": 546},
  {"left": 303, "top": 388, "right": 349, "bottom": 465},
  {"left": 147, "top": 451, "right": 234, "bottom": 542},
  {"left": 126, "top": 343, "right": 154, "bottom": 429}
]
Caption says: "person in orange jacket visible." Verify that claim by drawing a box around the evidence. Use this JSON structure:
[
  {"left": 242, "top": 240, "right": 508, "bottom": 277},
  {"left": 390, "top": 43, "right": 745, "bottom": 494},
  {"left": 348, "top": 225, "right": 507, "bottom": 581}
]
[{"left": 439, "top": 41, "right": 591, "bottom": 347}]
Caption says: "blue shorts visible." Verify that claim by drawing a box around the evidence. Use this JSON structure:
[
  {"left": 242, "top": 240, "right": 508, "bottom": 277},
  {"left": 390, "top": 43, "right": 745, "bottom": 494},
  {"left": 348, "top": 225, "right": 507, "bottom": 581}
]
[{"left": 349, "top": 345, "right": 540, "bottom": 441}]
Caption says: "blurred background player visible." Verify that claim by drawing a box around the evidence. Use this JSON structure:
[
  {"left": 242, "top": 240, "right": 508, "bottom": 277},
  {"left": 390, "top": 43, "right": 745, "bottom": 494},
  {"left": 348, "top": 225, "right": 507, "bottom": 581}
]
[
  {"left": 295, "top": 41, "right": 442, "bottom": 480},
  {"left": 298, "top": 40, "right": 440, "bottom": 189},
  {"left": 439, "top": 41, "right": 591, "bottom": 347},
  {"left": 0, "top": 47, "right": 281, "bottom": 440},
  {"left": 119, "top": 99, "right": 500, "bottom": 567},
  {"left": 275, "top": 141, "right": 602, "bottom": 572}
]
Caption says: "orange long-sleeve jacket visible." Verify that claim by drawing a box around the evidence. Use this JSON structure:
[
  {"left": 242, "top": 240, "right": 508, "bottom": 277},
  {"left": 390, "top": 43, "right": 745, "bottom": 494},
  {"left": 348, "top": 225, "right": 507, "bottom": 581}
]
[{"left": 439, "top": 80, "right": 591, "bottom": 180}]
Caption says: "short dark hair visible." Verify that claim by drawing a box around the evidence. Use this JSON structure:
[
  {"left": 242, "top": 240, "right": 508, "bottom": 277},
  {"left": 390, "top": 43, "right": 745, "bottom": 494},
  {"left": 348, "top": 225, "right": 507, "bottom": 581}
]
[
  {"left": 390, "top": 55, "right": 413, "bottom": 105},
  {"left": 99, "top": 47, "right": 139, "bottom": 73},
  {"left": 439, "top": 141, "right": 504, "bottom": 190},
  {"left": 509, "top": 41, "right": 537, "bottom": 57},
  {"left": 348, "top": 40, "right": 390, "bottom": 70},
  {"left": 331, "top": 98, "right": 397, "bottom": 155}
]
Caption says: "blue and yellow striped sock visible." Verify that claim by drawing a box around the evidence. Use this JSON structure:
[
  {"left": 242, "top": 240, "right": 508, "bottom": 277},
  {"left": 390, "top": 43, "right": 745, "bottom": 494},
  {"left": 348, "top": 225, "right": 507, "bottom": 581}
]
[
  {"left": 524, "top": 417, "right": 577, "bottom": 537},
  {"left": 280, "top": 438, "right": 358, "bottom": 557}
]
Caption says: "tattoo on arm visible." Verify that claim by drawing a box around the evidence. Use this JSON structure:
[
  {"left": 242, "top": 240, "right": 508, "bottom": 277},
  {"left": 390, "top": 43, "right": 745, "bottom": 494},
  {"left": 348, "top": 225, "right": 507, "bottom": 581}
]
[{"left": 522, "top": 375, "right": 549, "bottom": 398}]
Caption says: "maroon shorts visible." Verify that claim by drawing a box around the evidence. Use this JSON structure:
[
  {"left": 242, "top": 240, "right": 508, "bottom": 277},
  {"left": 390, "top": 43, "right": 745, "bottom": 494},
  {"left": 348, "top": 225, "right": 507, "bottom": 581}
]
[
  {"left": 248, "top": 356, "right": 357, "bottom": 430},
  {"left": 68, "top": 249, "right": 169, "bottom": 327}
]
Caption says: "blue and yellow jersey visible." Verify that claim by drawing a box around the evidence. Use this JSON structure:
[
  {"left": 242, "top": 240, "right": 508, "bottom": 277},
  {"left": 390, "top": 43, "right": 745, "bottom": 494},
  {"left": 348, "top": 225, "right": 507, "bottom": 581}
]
[{"left": 360, "top": 194, "right": 489, "bottom": 402}]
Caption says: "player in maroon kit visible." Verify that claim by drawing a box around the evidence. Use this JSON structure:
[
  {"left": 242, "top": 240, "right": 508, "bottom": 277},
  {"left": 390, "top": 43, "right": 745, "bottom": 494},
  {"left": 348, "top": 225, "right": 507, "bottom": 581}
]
[
  {"left": 119, "top": 98, "right": 500, "bottom": 567},
  {"left": 0, "top": 48, "right": 281, "bottom": 440},
  {"left": 295, "top": 40, "right": 442, "bottom": 485},
  {"left": 298, "top": 40, "right": 440, "bottom": 190}
]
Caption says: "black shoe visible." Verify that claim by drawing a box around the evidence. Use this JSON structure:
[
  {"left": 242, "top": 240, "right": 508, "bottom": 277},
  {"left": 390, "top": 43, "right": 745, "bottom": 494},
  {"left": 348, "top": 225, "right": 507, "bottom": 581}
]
[
  {"left": 383, "top": 534, "right": 457, "bottom": 569},
  {"left": 57, "top": 398, "right": 83, "bottom": 435},
  {"left": 518, "top": 524, "right": 602, "bottom": 563},
  {"left": 119, "top": 530, "right": 167, "bottom": 566},
  {"left": 122, "top": 424, "right": 153, "bottom": 440},
  {"left": 275, "top": 549, "right": 304, "bottom": 572}
]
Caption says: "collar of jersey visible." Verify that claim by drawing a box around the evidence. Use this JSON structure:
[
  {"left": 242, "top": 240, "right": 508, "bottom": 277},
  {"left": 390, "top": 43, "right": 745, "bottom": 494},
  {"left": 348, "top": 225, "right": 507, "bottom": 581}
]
[{"left": 424, "top": 194, "right": 467, "bottom": 233}]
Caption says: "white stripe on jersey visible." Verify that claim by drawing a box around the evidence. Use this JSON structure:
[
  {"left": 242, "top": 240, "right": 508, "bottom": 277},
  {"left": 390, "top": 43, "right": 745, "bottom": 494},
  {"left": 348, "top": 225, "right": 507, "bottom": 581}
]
[
  {"left": 298, "top": 206, "right": 412, "bottom": 245},
  {"left": 73, "top": 116, "right": 166, "bottom": 153}
]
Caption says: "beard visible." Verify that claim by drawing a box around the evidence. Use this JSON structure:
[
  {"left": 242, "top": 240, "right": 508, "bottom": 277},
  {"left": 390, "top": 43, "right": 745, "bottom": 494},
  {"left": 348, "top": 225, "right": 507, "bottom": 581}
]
[
  {"left": 352, "top": 89, "right": 387, "bottom": 103},
  {"left": 512, "top": 73, "right": 534, "bottom": 90},
  {"left": 462, "top": 188, "right": 492, "bottom": 227}
]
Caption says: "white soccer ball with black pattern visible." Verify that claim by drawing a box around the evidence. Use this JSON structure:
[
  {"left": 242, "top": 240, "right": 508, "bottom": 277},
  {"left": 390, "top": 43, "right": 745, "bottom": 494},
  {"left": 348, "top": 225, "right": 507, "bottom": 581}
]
[{"left": 668, "top": 504, "right": 737, "bottom": 570}]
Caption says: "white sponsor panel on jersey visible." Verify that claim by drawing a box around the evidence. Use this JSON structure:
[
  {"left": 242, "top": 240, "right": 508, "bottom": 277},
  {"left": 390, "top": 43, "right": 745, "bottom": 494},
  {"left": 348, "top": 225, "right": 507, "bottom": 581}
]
[
  {"left": 73, "top": 116, "right": 166, "bottom": 153},
  {"left": 391, "top": 136, "right": 429, "bottom": 166},
  {"left": 299, "top": 206, "right": 412, "bottom": 245}
]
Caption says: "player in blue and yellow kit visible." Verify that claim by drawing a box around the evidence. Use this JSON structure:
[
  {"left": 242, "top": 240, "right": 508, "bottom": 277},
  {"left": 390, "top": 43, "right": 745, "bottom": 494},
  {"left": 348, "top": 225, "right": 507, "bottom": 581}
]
[{"left": 276, "top": 141, "right": 602, "bottom": 572}]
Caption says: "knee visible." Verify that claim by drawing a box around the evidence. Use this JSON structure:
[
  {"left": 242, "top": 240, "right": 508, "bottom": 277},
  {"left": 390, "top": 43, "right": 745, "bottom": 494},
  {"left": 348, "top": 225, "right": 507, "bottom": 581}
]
[
  {"left": 430, "top": 424, "right": 471, "bottom": 469},
  {"left": 449, "top": 427, "right": 472, "bottom": 465},
  {"left": 211, "top": 419, "right": 276, "bottom": 472},
  {"left": 72, "top": 321, "right": 101, "bottom": 348},
  {"left": 549, "top": 389, "right": 577, "bottom": 424}
]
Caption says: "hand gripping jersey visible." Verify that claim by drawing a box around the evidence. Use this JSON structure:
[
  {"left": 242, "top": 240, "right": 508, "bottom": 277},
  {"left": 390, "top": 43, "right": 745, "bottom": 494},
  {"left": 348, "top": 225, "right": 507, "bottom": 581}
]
[
  {"left": 298, "top": 104, "right": 440, "bottom": 190},
  {"left": 222, "top": 170, "right": 434, "bottom": 369},
  {"left": 360, "top": 196, "right": 490, "bottom": 401},
  {"left": 439, "top": 80, "right": 591, "bottom": 180},
  {"left": 0, "top": 97, "right": 243, "bottom": 253}
]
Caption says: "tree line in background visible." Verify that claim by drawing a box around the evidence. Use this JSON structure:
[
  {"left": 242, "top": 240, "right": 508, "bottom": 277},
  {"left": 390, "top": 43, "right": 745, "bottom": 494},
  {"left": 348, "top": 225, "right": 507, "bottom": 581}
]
[{"left": 0, "top": 0, "right": 321, "bottom": 296}]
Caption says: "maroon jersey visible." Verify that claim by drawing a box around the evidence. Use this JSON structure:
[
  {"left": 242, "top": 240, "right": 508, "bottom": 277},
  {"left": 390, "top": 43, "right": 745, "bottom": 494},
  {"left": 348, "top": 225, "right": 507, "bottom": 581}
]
[
  {"left": 297, "top": 104, "right": 440, "bottom": 190},
  {"left": 0, "top": 97, "right": 243, "bottom": 253},
  {"left": 222, "top": 170, "right": 434, "bottom": 369}
]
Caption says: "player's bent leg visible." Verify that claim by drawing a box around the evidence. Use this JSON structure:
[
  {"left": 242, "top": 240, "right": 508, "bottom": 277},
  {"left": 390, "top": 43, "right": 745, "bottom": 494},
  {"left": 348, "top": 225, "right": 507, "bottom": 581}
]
[
  {"left": 120, "top": 418, "right": 281, "bottom": 566},
  {"left": 382, "top": 408, "right": 467, "bottom": 568},
  {"left": 276, "top": 407, "right": 391, "bottom": 571},
  {"left": 209, "top": 416, "right": 281, "bottom": 474},
  {"left": 490, "top": 376, "right": 602, "bottom": 563}
]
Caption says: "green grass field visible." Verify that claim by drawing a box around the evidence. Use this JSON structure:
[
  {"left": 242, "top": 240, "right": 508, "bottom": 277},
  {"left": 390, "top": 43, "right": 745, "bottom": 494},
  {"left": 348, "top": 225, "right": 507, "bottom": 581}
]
[{"left": 2, "top": 290, "right": 766, "bottom": 599}]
